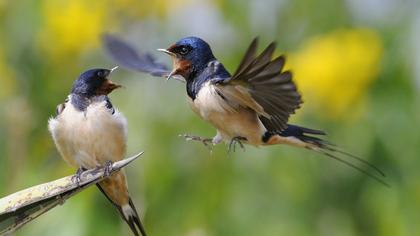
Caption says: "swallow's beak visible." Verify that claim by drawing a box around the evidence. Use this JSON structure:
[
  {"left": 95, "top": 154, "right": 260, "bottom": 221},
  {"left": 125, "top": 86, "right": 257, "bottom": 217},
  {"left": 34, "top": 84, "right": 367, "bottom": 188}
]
[
  {"left": 165, "top": 70, "right": 177, "bottom": 81},
  {"left": 98, "top": 67, "right": 122, "bottom": 94},
  {"left": 110, "top": 66, "right": 119, "bottom": 73},
  {"left": 157, "top": 48, "right": 176, "bottom": 57},
  {"left": 100, "top": 79, "right": 122, "bottom": 95},
  {"left": 157, "top": 48, "right": 177, "bottom": 80}
]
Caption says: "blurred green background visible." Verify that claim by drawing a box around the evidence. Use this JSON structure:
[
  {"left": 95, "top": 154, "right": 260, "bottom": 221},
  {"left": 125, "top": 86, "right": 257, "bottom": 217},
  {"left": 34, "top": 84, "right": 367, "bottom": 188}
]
[{"left": 0, "top": 0, "right": 419, "bottom": 235}]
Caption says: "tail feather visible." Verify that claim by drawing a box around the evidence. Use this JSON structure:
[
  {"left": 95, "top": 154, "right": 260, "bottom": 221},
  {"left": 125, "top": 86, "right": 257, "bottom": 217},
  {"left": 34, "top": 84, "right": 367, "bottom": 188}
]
[
  {"left": 310, "top": 147, "right": 389, "bottom": 187},
  {"left": 299, "top": 135, "right": 386, "bottom": 178},
  {"left": 128, "top": 198, "right": 147, "bottom": 236},
  {"left": 96, "top": 184, "right": 147, "bottom": 236},
  {"left": 279, "top": 124, "right": 389, "bottom": 187}
]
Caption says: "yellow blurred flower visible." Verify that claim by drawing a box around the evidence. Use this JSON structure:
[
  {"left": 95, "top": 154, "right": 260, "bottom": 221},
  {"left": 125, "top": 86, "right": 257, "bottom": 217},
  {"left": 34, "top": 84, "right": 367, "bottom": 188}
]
[
  {"left": 288, "top": 29, "right": 383, "bottom": 119},
  {"left": 111, "top": 0, "right": 195, "bottom": 18},
  {"left": 38, "top": 0, "right": 108, "bottom": 58},
  {"left": 36, "top": 0, "right": 197, "bottom": 59}
]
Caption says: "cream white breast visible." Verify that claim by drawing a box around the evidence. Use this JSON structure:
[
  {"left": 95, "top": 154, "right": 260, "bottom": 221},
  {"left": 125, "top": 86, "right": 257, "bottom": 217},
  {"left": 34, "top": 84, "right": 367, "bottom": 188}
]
[
  {"left": 48, "top": 95, "right": 127, "bottom": 168},
  {"left": 188, "top": 81, "right": 267, "bottom": 145}
]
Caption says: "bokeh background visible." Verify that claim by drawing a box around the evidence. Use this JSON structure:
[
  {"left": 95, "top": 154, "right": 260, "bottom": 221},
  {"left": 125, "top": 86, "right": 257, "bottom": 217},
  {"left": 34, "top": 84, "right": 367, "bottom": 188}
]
[{"left": 1, "top": 0, "right": 419, "bottom": 235}]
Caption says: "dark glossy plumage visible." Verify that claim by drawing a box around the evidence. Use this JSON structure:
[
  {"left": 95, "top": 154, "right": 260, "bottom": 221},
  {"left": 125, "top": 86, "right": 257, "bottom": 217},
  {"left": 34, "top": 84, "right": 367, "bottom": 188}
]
[
  {"left": 70, "top": 68, "right": 115, "bottom": 112},
  {"left": 186, "top": 60, "right": 230, "bottom": 99},
  {"left": 55, "top": 68, "right": 117, "bottom": 114},
  {"left": 169, "top": 36, "right": 216, "bottom": 78},
  {"left": 71, "top": 68, "right": 111, "bottom": 96}
]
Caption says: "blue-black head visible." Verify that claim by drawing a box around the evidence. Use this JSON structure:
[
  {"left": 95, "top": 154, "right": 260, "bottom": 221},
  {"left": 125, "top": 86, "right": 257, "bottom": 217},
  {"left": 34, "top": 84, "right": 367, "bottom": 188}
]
[
  {"left": 71, "top": 67, "right": 121, "bottom": 97},
  {"left": 158, "top": 36, "right": 216, "bottom": 80}
]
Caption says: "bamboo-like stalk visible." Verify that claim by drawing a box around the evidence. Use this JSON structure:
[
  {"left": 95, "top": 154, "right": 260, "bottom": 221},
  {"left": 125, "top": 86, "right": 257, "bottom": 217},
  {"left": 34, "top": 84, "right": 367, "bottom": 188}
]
[{"left": 0, "top": 152, "right": 143, "bottom": 235}]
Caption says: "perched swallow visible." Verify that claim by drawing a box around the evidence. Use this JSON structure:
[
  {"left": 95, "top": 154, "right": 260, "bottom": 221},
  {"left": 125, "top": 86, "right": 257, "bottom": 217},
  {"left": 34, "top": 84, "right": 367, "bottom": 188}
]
[
  {"left": 48, "top": 68, "right": 147, "bottom": 235},
  {"left": 103, "top": 35, "right": 388, "bottom": 186}
]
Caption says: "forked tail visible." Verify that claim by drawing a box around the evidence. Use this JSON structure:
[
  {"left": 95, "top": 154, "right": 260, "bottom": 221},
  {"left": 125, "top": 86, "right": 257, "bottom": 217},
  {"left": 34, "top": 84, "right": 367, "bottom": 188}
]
[
  {"left": 97, "top": 184, "right": 147, "bottom": 236},
  {"left": 272, "top": 124, "right": 389, "bottom": 187}
]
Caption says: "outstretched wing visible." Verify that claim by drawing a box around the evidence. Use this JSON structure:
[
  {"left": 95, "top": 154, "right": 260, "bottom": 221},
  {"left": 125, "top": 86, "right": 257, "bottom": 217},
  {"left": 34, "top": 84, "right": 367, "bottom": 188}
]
[
  {"left": 102, "top": 34, "right": 185, "bottom": 82},
  {"left": 216, "top": 38, "right": 302, "bottom": 132}
]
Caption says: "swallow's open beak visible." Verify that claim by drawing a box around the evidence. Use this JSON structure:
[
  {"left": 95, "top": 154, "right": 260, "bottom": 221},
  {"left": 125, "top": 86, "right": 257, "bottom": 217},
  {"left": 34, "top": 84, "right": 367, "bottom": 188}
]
[
  {"left": 100, "top": 79, "right": 122, "bottom": 95},
  {"left": 110, "top": 66, "right": 119, "bottom": 73},
  {"left": 165, "top": 70, "right": 177, "bottom": 81},
  {"left": 157, "top": 48, "right": 176, "bottom": 57},
  {"left": 99, "top": 67, "right": 122, "bottom": 94},
  {"left": 157, "top": 48, "right": 177, "bottom": 80}
]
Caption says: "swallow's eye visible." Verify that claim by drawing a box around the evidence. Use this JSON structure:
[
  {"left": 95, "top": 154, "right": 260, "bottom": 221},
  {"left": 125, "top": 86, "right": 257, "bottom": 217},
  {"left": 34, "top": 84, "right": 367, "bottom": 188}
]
[
  {"left": 97, "top": 71, "right": 104, "bottom": 77},
  {"left": 179, "top": 46, "right": 190, "bottom": 55}
]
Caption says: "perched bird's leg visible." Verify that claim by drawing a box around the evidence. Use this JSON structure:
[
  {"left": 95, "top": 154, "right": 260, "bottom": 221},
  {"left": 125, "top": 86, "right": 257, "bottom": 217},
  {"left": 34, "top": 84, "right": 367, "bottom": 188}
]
[
  {"left": 71, "top": 167, "right": 86, "bottom": 186},
  {"left": 228, "top": 136, "right": 247, "bottom": 153},
  {"left": 104, "top": 160, "right": 113, "bottom": 177},
  {"left": 179, "top": 134, "right": 214, "bottom": 150}
]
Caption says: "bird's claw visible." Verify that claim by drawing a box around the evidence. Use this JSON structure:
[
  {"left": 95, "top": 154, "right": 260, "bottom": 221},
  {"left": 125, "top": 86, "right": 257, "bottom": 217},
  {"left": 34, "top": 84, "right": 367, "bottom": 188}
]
[
  {"left": 104, "top": 161, "right": 113, "bottom": 177},
  {"left": 179, "top": 134, "right": 214, "bottom": 151},
  {"left": 71, "top": 167, "right": 85, "bottom": 186},
  {"left": 228, "top": 136, "right": 247, "bottom": 153}
]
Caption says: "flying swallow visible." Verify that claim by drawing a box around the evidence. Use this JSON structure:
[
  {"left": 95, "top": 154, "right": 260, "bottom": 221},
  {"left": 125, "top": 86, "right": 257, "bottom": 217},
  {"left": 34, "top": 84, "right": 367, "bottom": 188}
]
[
  {"left": 48, "top": 68, "right": 147, "bottom": 235},
  {"left": 103, "top": 35, "right": 388, "bottom": 186}
]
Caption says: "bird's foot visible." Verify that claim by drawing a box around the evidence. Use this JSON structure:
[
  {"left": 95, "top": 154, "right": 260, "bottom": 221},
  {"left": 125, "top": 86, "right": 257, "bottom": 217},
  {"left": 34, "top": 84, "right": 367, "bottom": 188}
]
[
  {"left": 179, "top": 134, "right": 214, "bottom": 150},
  {"left": 71, "top": 167, "right": 86, "bottom": 186},
  {"left": 103, "top": 161, "right": 113, "bottom": 177},
  {"left": 228, "top": 136, "right": 247, "bottom": 153}
]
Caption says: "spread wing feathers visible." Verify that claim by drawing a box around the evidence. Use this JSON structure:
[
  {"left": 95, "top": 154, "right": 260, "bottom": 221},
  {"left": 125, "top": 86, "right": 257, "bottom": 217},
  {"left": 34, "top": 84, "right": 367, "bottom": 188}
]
[
  {"left": 233, "top": 37, "right": 258, "bottom": 77},
  {"left": 102, "top": 34, "right": 185, "bottom": 82},
  {"left": 219, "top": 38, "right": 302, "bottom": 132}
]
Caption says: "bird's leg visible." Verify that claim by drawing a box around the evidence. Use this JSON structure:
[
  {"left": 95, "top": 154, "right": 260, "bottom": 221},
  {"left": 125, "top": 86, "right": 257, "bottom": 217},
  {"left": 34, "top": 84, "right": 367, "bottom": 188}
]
[
  {"left": 72, "top": 167, "right": 86, "bottom": 186},
  {"left": 179, "top": 134, "right": 214, "bottom": 150},
  {"left": 103, "top": 160, "right": 113, "bottom": 177},
  {"left": 228, "top": 136, "right": 247, "bottom": 153}
]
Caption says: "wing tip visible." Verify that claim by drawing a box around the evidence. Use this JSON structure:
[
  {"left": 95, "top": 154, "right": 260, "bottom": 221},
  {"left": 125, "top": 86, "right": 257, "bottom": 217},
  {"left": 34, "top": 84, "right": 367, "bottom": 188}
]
[{"left": 251, "top": 36, "right": 259, "bottom": 48}]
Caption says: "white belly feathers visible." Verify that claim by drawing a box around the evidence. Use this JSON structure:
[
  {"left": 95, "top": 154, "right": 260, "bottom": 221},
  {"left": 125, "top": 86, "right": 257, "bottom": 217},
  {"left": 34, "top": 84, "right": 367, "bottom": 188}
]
[
  {"left": 48, "top": 95, "right": 127, "bottom": 168},
  {"left": 188, "top": 82, "right": 266, "bottom": 145}
]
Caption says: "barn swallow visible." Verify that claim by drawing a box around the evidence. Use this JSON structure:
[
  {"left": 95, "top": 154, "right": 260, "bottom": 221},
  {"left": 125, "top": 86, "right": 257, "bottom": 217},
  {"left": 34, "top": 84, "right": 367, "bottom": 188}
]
[
  {"left": 103, "top": 35, "right": 388, "bottom": 186},
  {"left": 48, "top": 68, "right": 147, "bottom": 235}
]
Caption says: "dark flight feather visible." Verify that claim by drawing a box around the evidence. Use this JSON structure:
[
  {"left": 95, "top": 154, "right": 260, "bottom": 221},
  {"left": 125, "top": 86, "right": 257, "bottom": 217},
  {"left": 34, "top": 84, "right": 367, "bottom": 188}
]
[
  {"left": 233, "top": 37, "right": 258, "bottom": 77},
  {"left": 221, "top": 38, "right": 302, "bottom": 132},
  {"left": 102, "top": 34, "right": 183, "bottom": 81}
]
